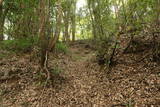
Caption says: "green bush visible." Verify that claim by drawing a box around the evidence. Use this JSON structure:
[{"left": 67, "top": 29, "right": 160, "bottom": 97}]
[
  {"left": 0, "top": 38, "right": 68, "bottom": 54},
  {"left": 55, "top": 42, "right": 68, "bottom": 54},
  {"left": 0, "top": 37, "right": 38, "bottom": 53}
]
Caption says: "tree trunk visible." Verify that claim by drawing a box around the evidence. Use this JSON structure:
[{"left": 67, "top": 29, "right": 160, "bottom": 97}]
[
  {"left": 71, "top": 14, "right": 76, "bottom": 42},
  {"left": 64, "top": 12, "right": 70, "bottom": 43},
  {"left": 0, "top": 0, "right": 3, "bottom": 6},
  {"left": 0, "top": 5, "right": 3, "bottom": 41},
  {"left": 49, "top": 1, "right": 62, "bottom": 51},
  {"left": 0, "top": 1, "right": 3, "bottom": 40},
  {"left": 71, "top": 0, "right": 76, "bottom": 42},
  {"left": 156, "top": 0, "right": 160, "bottom": 25},
  {"left": 0, "top": 4, "right": 5, "bottom": 41},
  {"left": 0, "top": 4, "right": 8, "bottom": 41},
  {"left": 39, "top": 0, "right": 50, "bottom": 79},
  {"left": 88, "top": 2, "right": 97, "bottom": 40}
]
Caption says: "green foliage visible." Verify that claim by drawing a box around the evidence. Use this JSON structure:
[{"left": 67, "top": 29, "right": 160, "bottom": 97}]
[
  {"left": 55, "top": 42, "right": 68, "bottom": 54},
  {"left": 0, "top": 37, "right": 38, "bottom": 53},
  {"left": 0, "top": 37, "right": 68, "bottom": 55}
]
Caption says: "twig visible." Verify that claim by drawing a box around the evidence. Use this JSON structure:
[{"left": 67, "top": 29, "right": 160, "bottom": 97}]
[
  {"left": 44, "top": 51, "right": 50, "bottom": 80},
  {"left": 109, "top": 41, "right": 118, "bottom": 67},
  {"left": 135, "top": 52, "right": 151, "bottom": 63},
  {"left": 111, "top": 103, "right": 126, "bottom": 107},
  {"left": 39, "top": 51, "right": 51, "bottom": 106}
]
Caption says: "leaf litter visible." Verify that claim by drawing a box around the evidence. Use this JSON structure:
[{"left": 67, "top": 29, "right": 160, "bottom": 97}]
[{"left": 0, "top": 41, "right": 160, "bottom": 107}]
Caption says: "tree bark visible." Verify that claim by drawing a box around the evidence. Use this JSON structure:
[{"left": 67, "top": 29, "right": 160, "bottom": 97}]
[
  {"left": 88, "top": 1, "right": 97, "bottom": 40},
  {"left": 49, "top": 0, "right": 62, "bottom": 51},
  {"left": 71, "top": 0, "right": 76, "bottom": 42},
  {"left": 64, "top": 11, "right": 70, "bottom": 43},
  {"left": 62, "top": 0, "right": 72, "bottom": 43},
  {"left": 0, "top": 3, "right": 8, "bottom": 41},
  {"left": 0, "top": 0, "right": 3, "bottom": 6},
  {"left": 0, "top": 5, "right": 3, "bottom": 41},
  {"left": 39, "top": 0, "right": 50, "bottom": 79},
  {"left": 71, "top": 13, "right": 76, "bottom": 42}
]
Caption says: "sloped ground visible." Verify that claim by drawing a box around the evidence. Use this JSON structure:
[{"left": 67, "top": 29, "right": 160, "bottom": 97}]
[{"left": 0, "top": 41, "right": 160, "bottom": 107}]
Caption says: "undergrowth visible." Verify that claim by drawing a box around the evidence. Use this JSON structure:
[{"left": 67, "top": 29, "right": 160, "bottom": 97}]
[
  {"left": 55, "top": 42, "right": 68, "bottom": 54},
  {"left": 0, "top": 38, "right": 68, "bottom": 54},
  {"left": 0, "top": 37, "right": 38, "bottom": 53}
]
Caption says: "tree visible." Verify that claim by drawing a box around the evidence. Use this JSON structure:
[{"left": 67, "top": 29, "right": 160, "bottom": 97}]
[
  {"left": 39, "top": 0, "right": 63, "bottom": 79},
  {"left": 70, "top": 0, "right": 76, "bottom": 41},
  {"left": 62, "top": 0, "right": 71, "bottom": 43},
  {"left": 39, "top": 0, "right": 50, "bottom": 79},
  {"left": 49, "top": 0, "right": 63, "bottom": 51},
  {"left": 0, "top": 0, "right": 8, "bottom": 40}
]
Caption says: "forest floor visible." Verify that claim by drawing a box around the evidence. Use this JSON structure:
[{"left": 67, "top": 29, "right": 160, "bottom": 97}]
[{"left": 0, "top": 40, "right": 160, "bottom": 107}]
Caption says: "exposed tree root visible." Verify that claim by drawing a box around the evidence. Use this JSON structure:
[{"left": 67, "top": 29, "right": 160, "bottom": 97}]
[{"left": 40, "top": 51, "right": 51, "bottom": 80}]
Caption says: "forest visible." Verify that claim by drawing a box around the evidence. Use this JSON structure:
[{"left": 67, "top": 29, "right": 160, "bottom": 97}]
[{"left": 0, "top": 0, "right": 160, "bottom": 106}]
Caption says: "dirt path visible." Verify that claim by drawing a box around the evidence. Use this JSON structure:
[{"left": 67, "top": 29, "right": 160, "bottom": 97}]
[{"left": 0, "top": 43, "right": 160, "bottom": 107}]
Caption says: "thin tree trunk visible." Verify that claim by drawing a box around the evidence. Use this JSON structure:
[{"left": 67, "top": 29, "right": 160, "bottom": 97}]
[
  {"left": 0, "top": 0, "right": 3, "bottom": 6},
  {"left": 88, "top": 3, "right": 97, "bottom": 39},
  {"left": 49, "top": 1, "right": 62, "bottom": 51},
  {"left": 0, "top": 4, "right": 8, "bottom": 41},
  {"left": 0, "top": 5, "right": 4, "bottom": 41},
  {"left": 71, "top": 0, "right": 76, "bottom": 42},
  {"left": 71, "top": 14, "right": 76, "bottom": 42},
  {"left": 0, "top": 0, "right": 3, "bottom": 40},
  {"left": 64, "top": 12, "right": 70, "bottom": 43},
  {"left": 39, "top": 0, "right": 50, "bottom": 79},
  {"left": 156, "top": 0, "right": 160, "bottom": 25}
]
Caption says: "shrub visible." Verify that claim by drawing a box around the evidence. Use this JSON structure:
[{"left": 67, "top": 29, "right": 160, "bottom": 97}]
[
  {"left": 55, "top": 42, "right": 68, "bottom": 54},
  {"left": 0, "top": 37, "right": 38, "bottom": 53},
  {"left": 0, "top": 38, "right": 68, "bottom": 54}
]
